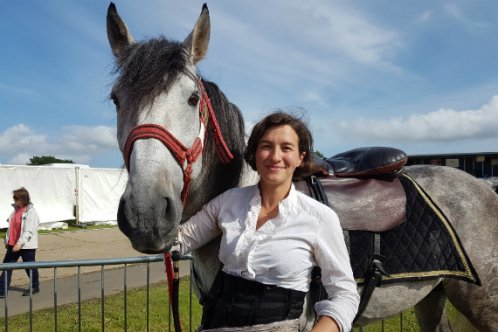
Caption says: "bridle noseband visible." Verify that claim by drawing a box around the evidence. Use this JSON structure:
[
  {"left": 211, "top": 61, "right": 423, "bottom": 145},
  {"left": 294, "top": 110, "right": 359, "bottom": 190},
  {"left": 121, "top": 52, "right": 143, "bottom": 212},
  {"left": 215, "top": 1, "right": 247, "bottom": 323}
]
[
  {"left": 123, "top": 78, "right": 233, "bottom": 205},
  {"left": 124, "top": 122, "right": 205, "bottom": 205}
]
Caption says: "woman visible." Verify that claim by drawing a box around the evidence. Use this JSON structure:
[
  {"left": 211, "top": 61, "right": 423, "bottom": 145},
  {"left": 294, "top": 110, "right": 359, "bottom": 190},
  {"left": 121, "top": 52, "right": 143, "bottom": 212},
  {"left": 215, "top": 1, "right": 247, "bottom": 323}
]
[
  {"left": 179, "top": 112, "right": 359, "bottom": 331},
  {"left": 0, "top": 187, "right": 40, "bottom": 298}
]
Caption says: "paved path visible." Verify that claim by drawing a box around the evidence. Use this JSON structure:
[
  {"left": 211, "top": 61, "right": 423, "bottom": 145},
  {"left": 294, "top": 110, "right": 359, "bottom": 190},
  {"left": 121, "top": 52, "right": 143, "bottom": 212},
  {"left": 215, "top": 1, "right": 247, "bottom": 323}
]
[{"left": 0, "top": 227, "right": 191, "bottom": 317}]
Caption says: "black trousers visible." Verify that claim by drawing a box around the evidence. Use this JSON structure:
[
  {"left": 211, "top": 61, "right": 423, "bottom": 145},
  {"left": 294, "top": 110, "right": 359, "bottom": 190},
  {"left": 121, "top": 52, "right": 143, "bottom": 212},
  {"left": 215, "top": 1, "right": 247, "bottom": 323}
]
[
  {"left": 0, "top": 246, "right": 39, "bottom": 294},
  {"left": 202, "top": 271, "right": 305, "bottom": 329}
]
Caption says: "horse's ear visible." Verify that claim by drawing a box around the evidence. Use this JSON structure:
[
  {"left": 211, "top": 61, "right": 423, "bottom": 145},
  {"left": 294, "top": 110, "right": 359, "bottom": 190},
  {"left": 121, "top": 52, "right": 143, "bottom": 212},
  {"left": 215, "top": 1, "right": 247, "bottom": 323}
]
[
  {"left": 107, "top": 2, "right": 135, "bottom": 57},
  {"left": 183, "top": 4, "right": 210, "bottom": 65}
]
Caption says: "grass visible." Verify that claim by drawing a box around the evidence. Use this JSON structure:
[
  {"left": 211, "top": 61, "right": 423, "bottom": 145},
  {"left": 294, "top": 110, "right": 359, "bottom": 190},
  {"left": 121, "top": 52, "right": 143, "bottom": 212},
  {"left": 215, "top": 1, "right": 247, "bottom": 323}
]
[
  {"left": 0, "top": 277, "right": 202, "bottom": 332},
  {"left": 0, "top": 276, "right": 478, "bottom": 331},
  {"left": 353, "top": 309, "right": 420, "bottom": 332},
  {"left": 352, "top": 302, "right": 477, "bottom": 331},
  {"left": 2, "top": 279, "right": 419, "bottom": 331}
]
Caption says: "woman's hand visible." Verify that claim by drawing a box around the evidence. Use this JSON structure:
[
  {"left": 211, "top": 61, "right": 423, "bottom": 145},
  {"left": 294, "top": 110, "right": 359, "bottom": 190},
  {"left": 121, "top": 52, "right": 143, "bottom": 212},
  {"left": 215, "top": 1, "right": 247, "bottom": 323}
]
[
  {"left": 12, "top": 243, "right": 22, "bottom": 252},
  {"left": 311, "top": 316, "right": 340, "bottom": 332}
]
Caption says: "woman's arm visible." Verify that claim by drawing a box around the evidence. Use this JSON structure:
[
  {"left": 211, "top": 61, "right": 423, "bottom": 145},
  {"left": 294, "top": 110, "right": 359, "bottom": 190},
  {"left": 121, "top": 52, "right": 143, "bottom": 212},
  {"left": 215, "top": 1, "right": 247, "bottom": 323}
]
[
  {"left": 17, "top": 206, "right": 39, "bottom": 247},
  {"left": 178, "top": 193, "right": 224, "bottom": 253},
  {"left": 313, "top": 208, "right": 360, "bottom": 332},
  {"left": 311, "top": 316, "right": 340, "bottom": 332}
]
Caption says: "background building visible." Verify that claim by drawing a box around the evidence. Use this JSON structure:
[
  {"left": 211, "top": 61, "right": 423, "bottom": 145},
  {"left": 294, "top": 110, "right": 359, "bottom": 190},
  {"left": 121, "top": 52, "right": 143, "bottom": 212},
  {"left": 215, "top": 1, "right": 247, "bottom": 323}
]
[{"left": 407, "top": 152, "right": 498, "bottom": 178}]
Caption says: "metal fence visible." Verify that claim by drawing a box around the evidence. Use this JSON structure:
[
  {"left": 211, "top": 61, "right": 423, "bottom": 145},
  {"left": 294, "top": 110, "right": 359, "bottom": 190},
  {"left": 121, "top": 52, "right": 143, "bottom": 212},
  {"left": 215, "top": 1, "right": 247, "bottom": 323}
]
[
  {"left": 0, "top": 256, "right": 406, "bottom": 332},
  {"left": 0, "top": 255, "right": 195, "bottom": 332}
]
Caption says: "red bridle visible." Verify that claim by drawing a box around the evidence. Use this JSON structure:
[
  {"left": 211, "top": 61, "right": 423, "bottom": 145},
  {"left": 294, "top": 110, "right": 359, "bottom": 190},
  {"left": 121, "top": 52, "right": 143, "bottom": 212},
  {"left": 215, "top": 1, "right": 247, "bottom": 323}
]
[{"left": 123, "top": 79, "right": 234, "bottom": 205}]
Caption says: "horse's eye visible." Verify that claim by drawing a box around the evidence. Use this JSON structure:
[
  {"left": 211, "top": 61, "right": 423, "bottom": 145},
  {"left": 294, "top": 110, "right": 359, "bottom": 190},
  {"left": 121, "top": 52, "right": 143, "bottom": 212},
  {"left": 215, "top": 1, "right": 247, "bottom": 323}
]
[
  {"left": 110, "top": 93, "right": 120, "bottom": 110},
  {"left": 188, "top": 93, "right": 200, "bottom": 106}
]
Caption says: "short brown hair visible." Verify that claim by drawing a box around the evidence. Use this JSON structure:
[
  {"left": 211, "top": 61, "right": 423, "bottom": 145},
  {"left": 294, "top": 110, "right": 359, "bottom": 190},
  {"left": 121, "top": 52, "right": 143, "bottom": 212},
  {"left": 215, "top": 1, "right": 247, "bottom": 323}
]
[
  {"left": 244, "top": 111, "right": 314, "bottom": 179},
  {"left": 13, "top": 187, "right": 31, "bottom": 207}
]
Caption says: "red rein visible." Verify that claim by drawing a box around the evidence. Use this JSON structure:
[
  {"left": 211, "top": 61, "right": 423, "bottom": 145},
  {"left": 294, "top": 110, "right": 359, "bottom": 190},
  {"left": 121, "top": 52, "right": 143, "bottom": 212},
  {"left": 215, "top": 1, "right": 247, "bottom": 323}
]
[
  {"left": 164, "top": 252, "right": 182, "bottom": 331},
  {"left": 123, "top": 79, "right": 233, "bottom": 205}
]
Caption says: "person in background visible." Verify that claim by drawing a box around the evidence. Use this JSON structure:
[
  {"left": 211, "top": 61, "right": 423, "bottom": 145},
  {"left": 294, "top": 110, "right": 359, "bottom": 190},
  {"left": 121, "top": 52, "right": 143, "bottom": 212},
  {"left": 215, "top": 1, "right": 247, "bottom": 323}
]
[
  {"left": 0, "top": 187, "right": 40, "bottom": 298},
  {"left": 178, "top": 111, "right": 359, "bottom": 331}
]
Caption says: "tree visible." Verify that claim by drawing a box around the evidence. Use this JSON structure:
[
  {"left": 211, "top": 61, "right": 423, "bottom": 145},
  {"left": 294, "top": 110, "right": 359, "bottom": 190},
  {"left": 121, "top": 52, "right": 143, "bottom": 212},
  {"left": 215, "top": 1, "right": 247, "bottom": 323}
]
[
  {"left": 27, "top": 155, "right": 74, "bottom": 165},
  {"left": 313, "top": 150, "right": 326, "bottom": 159}
]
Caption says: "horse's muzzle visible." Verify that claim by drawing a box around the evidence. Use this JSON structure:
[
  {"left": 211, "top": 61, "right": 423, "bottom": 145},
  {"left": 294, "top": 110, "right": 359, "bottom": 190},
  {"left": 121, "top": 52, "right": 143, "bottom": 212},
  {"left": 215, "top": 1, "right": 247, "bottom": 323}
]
[{"left": 117, "top": 197, "right": 179, "bottom": 254}]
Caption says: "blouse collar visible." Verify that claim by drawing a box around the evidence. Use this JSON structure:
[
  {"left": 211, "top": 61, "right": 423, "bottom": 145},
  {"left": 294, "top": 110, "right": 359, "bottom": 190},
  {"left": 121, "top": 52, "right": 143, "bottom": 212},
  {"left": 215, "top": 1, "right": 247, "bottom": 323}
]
[
  {"left": 249, "top": 183, "right": 299, "bottom": 217},
  {"left": 279, "top": 184, "right": 299, "bottom": 217}
]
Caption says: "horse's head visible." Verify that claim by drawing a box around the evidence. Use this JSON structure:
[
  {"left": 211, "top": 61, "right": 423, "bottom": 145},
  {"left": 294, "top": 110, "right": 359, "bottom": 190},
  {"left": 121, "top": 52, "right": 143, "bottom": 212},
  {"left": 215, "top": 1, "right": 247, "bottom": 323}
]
[{"left": 107, "top": 3, "right": 212, "bottom": 253}]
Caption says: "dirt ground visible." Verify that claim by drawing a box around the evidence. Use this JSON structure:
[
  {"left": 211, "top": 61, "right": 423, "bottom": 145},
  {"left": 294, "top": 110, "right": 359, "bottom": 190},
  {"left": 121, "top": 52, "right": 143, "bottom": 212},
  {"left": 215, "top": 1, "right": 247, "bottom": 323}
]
[{"left": 0, "top": 227, "right": 147, "bottom": 286}]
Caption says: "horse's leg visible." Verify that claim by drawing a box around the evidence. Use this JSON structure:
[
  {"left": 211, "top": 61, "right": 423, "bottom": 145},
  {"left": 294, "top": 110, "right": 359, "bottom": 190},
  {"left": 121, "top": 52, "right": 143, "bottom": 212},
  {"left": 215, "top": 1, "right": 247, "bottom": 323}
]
[
  {"left": 443, "top": 278, "right": 498, "bottom": 332},
  {"left": 414, "top": 283, "right": 451, "bottom": 332}
]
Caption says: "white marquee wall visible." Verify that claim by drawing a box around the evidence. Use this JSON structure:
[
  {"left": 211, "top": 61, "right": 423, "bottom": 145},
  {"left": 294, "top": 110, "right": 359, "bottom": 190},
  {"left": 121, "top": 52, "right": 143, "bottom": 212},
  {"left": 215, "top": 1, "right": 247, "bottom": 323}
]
[{"left": 0, "top": 165, "right": 127, "bottom": 229}]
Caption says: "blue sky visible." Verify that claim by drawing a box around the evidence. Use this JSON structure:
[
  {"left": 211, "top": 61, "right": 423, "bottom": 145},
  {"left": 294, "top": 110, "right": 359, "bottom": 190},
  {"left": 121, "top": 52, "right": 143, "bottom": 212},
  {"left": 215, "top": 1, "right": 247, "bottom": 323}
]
[{"left": 1, "top": 0, "right": 498, "bottom": 168}]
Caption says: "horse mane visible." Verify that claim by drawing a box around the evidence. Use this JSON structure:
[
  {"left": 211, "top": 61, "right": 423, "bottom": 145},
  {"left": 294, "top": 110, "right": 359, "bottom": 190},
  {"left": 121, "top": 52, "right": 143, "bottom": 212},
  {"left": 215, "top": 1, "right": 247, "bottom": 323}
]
[
  {"left": 201, "top": 79, "right": 246, "bottom": 194},
  {"left": 112, "top": 37, "right": 188, "bottom": 112}
]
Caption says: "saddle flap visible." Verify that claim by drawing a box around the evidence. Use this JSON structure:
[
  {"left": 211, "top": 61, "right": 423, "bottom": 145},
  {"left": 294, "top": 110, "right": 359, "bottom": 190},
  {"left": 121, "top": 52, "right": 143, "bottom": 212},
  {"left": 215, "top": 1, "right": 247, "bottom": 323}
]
[
  {"left": 296, "top": 175, "right": 406, "bottom": 232},
  {"left": 327, "top": 147, "right": 407, "bottom": 178}
]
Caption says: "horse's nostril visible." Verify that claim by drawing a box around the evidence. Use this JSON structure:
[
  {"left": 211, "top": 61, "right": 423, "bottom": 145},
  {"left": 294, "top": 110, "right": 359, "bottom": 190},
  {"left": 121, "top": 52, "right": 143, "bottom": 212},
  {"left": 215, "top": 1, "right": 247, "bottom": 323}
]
[{"left": 162, "top": 197, "right": 172, "bottom": 216}]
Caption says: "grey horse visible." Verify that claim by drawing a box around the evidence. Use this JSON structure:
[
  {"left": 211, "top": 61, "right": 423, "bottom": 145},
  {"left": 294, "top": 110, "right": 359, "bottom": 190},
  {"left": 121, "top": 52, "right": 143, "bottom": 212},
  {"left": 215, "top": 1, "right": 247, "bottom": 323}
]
[{"left": 107, "top": 3, "right": 498, "bottom": 331}]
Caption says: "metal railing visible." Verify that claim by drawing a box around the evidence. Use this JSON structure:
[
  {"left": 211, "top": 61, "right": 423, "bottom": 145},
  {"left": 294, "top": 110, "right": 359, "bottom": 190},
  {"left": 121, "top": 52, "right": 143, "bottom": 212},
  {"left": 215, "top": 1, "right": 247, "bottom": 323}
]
[
  {"left": 0, "top": 255, "right": 194, "bottom": 332},
  {"left": 0, "top": 256, "right": 407, "bottom": 332}
]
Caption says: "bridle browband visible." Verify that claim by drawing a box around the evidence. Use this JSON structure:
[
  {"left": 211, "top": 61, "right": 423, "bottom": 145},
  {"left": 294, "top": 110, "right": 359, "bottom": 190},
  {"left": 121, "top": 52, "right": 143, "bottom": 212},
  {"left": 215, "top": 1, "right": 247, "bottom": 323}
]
[{"left": 123, "top": 78, "right": 234, "bottom": 206}]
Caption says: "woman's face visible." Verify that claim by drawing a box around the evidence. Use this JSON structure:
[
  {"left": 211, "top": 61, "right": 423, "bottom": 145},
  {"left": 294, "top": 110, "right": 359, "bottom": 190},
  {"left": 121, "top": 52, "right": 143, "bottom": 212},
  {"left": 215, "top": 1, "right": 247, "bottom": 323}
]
[
  {"left": 255, "top": 125, "right": 305, "bottom": 188},
  {"left": 13, "top": 196, "right": 23, "bottom": 208}
]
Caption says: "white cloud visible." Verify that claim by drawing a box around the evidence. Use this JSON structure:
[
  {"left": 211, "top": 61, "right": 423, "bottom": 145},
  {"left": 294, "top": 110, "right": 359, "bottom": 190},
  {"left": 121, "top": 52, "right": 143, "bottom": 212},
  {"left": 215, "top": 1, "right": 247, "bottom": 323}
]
[
  {"left": 8, "top": 153, "right": 33, "bottom": 165},
  {"left": 336, "top": 95, "right": 498, "bottom": 142},
  {"left": 298, "top": 91, "right": 329, "bottom": 106},
  {"left": 443, "top": 3, "right": 491, "bottom": 31},
  {"left": 304, "top": 1, "right": 400, "bottom": 66},
  {"left": 244, "top": 120, "right": 256, "bottom": 138},
  {"left": 0, "top": 124, "right": 118, "bottom": 166},
  {"left": 207, "top": 0, "right": 402, "bottom": 91},
  {"left": 62, "top": 126, "right": 117, "bottom": 150},
  {"left": 415, "top": 10, "right": 433, "bottom": 24},
  {"left": 0, "top": 124, "right": 49, "bottom": 153},
  {"left": 0, "top": 83, "right": 39, "bottom": 98}
]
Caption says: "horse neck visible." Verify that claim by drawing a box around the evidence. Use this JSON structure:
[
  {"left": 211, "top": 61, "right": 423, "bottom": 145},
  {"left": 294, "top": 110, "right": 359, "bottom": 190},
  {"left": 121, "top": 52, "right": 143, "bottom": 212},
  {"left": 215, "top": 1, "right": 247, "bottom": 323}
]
[{"left": 181, "top": 80, "right": 246, "bottom": 221}]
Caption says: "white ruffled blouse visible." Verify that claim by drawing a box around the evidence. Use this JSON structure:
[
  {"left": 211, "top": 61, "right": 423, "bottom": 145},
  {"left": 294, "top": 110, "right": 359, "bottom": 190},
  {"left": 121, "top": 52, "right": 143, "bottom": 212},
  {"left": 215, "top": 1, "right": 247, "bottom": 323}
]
[{"left": 178, "top": 184, "right": 360, "bottom": 331}]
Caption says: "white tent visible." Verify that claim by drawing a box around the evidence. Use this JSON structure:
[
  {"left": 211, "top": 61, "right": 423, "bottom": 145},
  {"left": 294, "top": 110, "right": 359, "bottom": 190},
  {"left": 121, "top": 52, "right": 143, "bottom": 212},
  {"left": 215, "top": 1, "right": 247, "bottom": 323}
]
[{"left": 0, "top": 165, "right": 128, "bottom": 229}]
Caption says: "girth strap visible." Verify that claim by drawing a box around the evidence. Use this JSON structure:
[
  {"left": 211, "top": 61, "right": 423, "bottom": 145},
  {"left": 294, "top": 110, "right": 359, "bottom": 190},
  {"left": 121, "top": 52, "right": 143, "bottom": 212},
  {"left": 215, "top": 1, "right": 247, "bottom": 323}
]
[
  {"left": 304, "top": 175, "right": 329, "bottom": 205},
  {"left": 354, "top": 233, "right": 389, "bottom": 321}
]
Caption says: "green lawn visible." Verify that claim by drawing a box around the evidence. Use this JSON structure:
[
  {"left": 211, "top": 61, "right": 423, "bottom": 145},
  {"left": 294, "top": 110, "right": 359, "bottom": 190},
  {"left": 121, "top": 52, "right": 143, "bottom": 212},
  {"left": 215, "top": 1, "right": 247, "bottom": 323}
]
[
  {"left": 0, "top": 277, "right": 477, "bottom": 332},
  {"left": 1, "top": 278, "right": 201, "bottom": 332}
]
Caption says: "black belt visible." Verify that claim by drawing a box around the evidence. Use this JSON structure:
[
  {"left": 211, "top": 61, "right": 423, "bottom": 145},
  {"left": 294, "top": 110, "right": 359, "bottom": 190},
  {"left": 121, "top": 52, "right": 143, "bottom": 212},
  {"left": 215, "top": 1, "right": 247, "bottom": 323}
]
[{"left": 202, "top": 271, "right": 305, "bottom": 329}]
